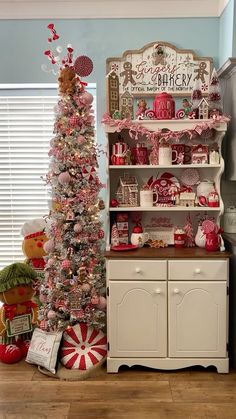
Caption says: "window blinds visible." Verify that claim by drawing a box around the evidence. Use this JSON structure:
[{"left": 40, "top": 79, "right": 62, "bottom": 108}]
[{"left": 0, "top": 85, "right": 96, "bottom": 268}]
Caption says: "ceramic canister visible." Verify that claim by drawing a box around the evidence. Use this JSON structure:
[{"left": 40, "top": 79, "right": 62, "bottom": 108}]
[
  {"left": 140, "top": 190, "right": 154, "bottom": 207},
  {"left": 159, "top": 143, "right": 172, "bottom": 165}
]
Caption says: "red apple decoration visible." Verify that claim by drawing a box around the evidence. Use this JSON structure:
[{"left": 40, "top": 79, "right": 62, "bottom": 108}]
[
  {"left": 110, "top": 199, "right": 119, "bottom": 207},
  {"left": 132, "top": 225, "right": 143, "bottom": 233}
]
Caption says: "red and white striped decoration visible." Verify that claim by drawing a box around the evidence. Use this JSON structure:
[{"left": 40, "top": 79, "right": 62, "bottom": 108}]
[
  {"left": 81, "top": 165, "right": 96, "bottom": 181},
  {"left": 60, "top": 323, "right": 107, "bottom": 370}
]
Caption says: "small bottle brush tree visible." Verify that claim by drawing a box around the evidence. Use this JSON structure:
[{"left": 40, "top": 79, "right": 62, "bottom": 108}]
[
  {"left": 39, "top": 24, "right": 106, "bottom": 332},
  {"left": 208, "top": 68, "right": 222, "bottom": 112},
  {"left": 191, "top": 78, "right": 203, "bottom": 110}
]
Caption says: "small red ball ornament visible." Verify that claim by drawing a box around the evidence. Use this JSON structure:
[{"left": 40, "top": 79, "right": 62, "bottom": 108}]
[
  {"left": 153, "top": 92, "right": 175, "bottom": 120},
  {"left": 110, "top": 199, "right": 119, "bottom": 207}
]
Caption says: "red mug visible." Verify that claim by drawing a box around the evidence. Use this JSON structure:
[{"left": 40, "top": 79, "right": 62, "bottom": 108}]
[{"left": 205, "top": 232, "right": 220, "bottom": 251}]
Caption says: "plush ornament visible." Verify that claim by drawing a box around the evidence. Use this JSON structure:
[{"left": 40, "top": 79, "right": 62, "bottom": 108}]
[
  {"left": 58, "top": 67, "right": 76, "bottom": 97},
  {"left": 0, "top": 263, "right": 38, "bottom": 364},
  {"left": 21, "top": 218, "right": 48, "bottom": 303},
  {"left": 60, "top": 323, "right": 107, "bottom": 370},
  {"left": 58, "top": 171, "right": 72, "bottom": 185},
  {"left": 21, "top": 218, "right": 48, "bottom": 271}
]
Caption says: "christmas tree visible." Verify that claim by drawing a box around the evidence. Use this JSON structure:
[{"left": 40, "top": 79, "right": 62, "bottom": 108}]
[
  {"left": 208, "top": 68, "right": 222, "bottom": 111},
  {"left": 39, "top": 24, "right": 106, "bottom": 333},
  {"left": 183, "top": 214, "right": 195, "bottom": 247},
  {"left": 191, "top": 78, "right": 203, "bottom": 110}
]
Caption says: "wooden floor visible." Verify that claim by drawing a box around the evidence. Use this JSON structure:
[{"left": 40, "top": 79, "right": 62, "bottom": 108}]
[{"left": 1, "top": 361, "right": 236, "bottom": 419}]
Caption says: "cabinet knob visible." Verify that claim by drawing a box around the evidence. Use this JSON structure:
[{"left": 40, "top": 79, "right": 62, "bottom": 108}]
[
  {"left": 173, "top": 288, "right": 180, "bottom": 294},
  {"left": 154, "top": 288, "right": 161, "bottom": 294},
  {"left": 195, "top": 268, "right": 201, "bottom": 274},
  {"left": 135, "top": 267, "right": 141, "bottom": 273}
]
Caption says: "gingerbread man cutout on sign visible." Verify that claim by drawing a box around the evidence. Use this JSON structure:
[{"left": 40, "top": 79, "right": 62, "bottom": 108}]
[
  {"left": 120, "top": 61, "right": 137, "bottom": 86},
  {"left": 194, "top": 61, "right": 209, "bottom": 84}
]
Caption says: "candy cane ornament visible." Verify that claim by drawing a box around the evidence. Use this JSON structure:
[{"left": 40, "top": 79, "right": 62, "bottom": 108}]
[{"left": 47, "top": 23, "right": 60, "bottom": 42}]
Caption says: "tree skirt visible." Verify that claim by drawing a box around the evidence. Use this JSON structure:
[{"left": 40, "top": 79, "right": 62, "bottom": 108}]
[{"left": 38, "top": 357, "right": 106, "bottom": 381}]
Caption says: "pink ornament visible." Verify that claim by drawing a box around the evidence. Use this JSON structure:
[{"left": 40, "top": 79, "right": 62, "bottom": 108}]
[
  {"left": 81, "top": 283, "right": 91, "bottom": 292},
  {"left": 97, "top": 296, "right": 107, "bottom": 310},
  {"left": 79, "top": 91, "right": 94, "bottom": 105},
  {"left": 39, "top": 293, "right": 48, "bottom": 304},
  {"left": 77, "top": 135, "right": 85, "bottom": 144},
  {"left": 58, "top": 171, "right": 72, "bottom": 184},
  {"left": 47, "top": 258, "right": 54, "bottom": 267},
  {"left": 61, "top": 259, "right": 71, "bottom": 269},
  {"left": 43, "top": 239, "right": 55, "bottom": 253},
  {"left": 47, "top": 310, "right": 57, "bottom": 320},
  {"left": 91, "top": 295, "right": 99, "bottom": 305},
  {"left": 74, "top": 223, "right": 82, "bottom": 233}
]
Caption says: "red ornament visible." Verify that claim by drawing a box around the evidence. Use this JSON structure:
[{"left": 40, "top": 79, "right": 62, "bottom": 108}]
[
  {"left": 153, "top": 92, "right": 175, "bottom": 120},
  {"left": 98, "top": 229, "right": 105, "bottom": 239},
  {"left": 69, "top": 115, "right": 80, "bottom": 127},
  {"left": 61, "top": 259, "right": 71, "bottom": 269},
  {"left": 74, "top": 55, "right": 93, "bottom": 77},
  {"left": 110, "top": 199, "right": 119, "bottom": 207}
]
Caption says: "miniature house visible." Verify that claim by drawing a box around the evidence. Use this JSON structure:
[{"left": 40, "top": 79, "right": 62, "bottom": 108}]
[
  {"left": 192, "top": 144, "right": 209, "bottom": 164},
  {"left": 120, "top": 91, "right": 134, "bottom": 119},
  {"left": 179, "top": 192, "right": 196, "bottom": 207},
  {"left": 116, "top": 173, "right": 138, "bottom": 206},
  {"left": 107, "top": 71, "right": 120, "bottom": 116},
  {"left": 197, "top": 98, "right": 209, "bottom": 119}
]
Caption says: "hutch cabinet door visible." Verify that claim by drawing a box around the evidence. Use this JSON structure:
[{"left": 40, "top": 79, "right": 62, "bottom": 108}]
[
  {"left": 108, "top": 281, "right": 167, "bottom": 357},
  {"left": 168, "top": 281, "right": 227, "bottom": 358}
]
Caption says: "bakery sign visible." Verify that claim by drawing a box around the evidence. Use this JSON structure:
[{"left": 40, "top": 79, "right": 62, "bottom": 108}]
[{"left": 106, "top": 42, "right": 212, "bottom": 97}]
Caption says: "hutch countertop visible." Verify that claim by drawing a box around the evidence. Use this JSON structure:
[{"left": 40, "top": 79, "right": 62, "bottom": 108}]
[{"left": 105, "top": 247, "right": 231, "bottom": 259}]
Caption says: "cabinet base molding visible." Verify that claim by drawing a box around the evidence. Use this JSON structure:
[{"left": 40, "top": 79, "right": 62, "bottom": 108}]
[{"left": 107, "top": 357, "right": 229, "bottom": 374}]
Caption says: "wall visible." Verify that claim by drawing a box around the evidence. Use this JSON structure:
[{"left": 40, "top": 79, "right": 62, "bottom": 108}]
[
  {"left": 0, "top": 18, "right": 219, "bottom": 186},
  {"left": 219, "top": 0, "right": 235, "bottom": 67}
]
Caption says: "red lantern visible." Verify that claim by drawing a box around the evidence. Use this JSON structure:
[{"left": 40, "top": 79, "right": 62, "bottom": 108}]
[{"left": 153, "top": 92, "right": 175, "bottom": 120}]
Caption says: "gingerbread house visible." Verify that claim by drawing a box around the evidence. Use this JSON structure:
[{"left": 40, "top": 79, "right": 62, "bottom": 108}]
[
  {"left": 107, "top": 71, "right": 120, "bottom": 116},
  {"left": 116, "top": 173, "right": 138, "bottom": 206},
  {"left": 197, "top": 98, "right": 209, "bottom": 119},
  {"left": 120, "top": 91, "right": 134, "bottom": 119}
]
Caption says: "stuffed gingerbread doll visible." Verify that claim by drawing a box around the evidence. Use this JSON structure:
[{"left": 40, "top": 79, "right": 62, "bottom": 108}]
[
  {"left": 0, "top": 263, "right": 38, "bottom": 363},
  {"left": 21, "top": 218, "right": 48, "bottom": 278}
]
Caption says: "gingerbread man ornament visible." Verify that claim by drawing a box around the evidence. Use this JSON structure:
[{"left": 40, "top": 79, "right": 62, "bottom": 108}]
[
  {"left": 194, "top": 61, "right": 209, "bottom": 84},
  {"left": 120, "top": 61, "right": 137, "bottom": 87}
]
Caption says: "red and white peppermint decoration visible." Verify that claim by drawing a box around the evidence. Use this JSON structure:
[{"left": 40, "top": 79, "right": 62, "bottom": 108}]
[
  {"left": 181, "top": 168, "right": 200, "bottom": 187},
  {"left": 81, "top": 165, "right": 96, "bottom": 181},
  {"left": 202, "top": 219, "right": 216, "bottom": 234},
  {"left": 60, "top": 323, "right": 107, "bottom": 370},
  {"left": 74, "top": 55, "right": 93, "bottom": 77}
]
